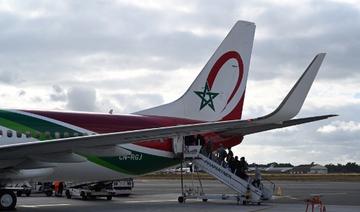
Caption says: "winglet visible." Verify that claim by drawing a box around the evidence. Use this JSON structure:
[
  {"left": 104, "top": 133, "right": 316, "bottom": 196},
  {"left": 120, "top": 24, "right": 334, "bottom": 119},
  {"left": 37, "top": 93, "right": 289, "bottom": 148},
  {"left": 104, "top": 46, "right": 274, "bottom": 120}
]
[{"left": 257, "top": 53, "right": 326, "bottom": 123}]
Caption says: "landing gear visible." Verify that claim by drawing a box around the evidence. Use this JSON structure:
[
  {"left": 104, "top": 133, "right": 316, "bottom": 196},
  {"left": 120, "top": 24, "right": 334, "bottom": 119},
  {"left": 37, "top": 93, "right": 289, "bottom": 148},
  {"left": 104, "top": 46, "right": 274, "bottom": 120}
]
[{"left": 0, "top": 190, "right": 17, "bottom": 210}]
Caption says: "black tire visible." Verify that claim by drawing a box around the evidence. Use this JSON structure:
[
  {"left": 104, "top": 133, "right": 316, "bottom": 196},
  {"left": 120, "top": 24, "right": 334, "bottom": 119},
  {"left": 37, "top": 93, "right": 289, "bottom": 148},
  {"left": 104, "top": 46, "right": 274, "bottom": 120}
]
[
  {"left": 80, "top": 192, "right": 87, "bottom": 200},
  {"left": 106, "top": 196, "right": 112, "bottom": 200},
  {"left": 45, "top": 190, "right": 53, "bottom": 197},
  {"left": 202, "top": 198, "right": 208, "bottom": 202},
  {"left": 0, "top": 190, "right": 17, "bottom": 210},
  {"left": 16, "top": 191, "right": 22, "bottom": 197},
  {"left": 26, "top": 191, "right": 31, "bottom": 197},
  {"left": 65, "top": 190, "right": 71, "bottom": 199},
  {"left": 178, "top": 196, "right": 185, "bottom": 203}
]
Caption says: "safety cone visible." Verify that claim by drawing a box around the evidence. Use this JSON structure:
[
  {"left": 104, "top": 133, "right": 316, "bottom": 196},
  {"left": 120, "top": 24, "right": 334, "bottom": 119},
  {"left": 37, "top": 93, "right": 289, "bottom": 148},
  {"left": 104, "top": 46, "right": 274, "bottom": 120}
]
[{"left": 275, "top": 186, "right": 283, "bottom": 196}]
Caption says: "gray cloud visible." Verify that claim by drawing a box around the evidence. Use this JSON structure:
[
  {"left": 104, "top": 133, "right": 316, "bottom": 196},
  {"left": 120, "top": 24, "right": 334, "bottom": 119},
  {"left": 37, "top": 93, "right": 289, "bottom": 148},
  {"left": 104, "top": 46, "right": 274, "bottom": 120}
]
[
  {"left": 66, "top": 86, "right": 98, "bottom": 111},
  {"left": 0, "top": 0, "right": 359, "bottom": 164},
  {"left": 111, "top": 93, "right": 164, "bottom": 113},
  {"left": 50, "top": 85, "right": 66, "bottom": 102}
]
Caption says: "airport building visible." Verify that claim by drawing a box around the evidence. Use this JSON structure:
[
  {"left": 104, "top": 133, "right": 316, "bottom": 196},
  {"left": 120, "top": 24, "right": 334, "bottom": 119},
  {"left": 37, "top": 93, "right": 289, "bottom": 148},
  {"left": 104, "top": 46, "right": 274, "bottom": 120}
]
[
  {"left": 309, "top": 165, "right": 328, "bottom": 174},
  {"left": 289, "top": 164, "right": 328, "bottom": 174}
]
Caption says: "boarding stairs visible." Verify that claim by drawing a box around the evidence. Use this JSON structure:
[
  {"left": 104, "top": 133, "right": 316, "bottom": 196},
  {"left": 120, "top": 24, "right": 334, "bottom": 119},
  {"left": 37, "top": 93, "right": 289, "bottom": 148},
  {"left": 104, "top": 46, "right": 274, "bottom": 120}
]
[{"left": 180, "top": 145, "right": 274, "bottom": 204}]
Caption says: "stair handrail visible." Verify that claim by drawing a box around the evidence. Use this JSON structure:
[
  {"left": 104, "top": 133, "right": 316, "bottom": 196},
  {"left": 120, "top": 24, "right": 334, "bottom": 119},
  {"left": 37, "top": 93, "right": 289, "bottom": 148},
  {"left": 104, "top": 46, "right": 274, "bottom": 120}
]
[{"left": 196, "top": 153, "right": 262, "bottom": 198}]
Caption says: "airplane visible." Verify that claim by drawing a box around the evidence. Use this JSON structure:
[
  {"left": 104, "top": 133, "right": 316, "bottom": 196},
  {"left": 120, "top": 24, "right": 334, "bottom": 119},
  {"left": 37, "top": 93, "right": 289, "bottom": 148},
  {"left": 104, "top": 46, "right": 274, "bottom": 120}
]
[
  {"left": 249, "top": 164, "right": 294, "bottom": 173},
  {"left": 264, "top": 164, "right": 294, "bottom": 173},
  {"left": 0, "top": 20, "right": 335, "bottom": 210}
]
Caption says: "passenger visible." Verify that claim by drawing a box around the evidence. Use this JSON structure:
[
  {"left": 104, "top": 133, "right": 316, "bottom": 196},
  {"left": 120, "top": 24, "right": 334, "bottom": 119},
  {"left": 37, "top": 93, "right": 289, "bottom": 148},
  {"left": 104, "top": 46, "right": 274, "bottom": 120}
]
[
  {"left": 226, "top": 155, "right": 234, "bottom": 172},
  {"left": 57, "top": 182, "right": 64, "bottom": 197},
  {"left": 228, "top": 148, "right": 233, "bottom": 158},
  {"left": 239, "top": 156, "right": 249, "bottom": 180},
  {"left": 252, "top": 166, "right": 261, "bottom": 188},
  {"left": 205, "top": 140, "right": 213, "bottom": 159},
  {"left": 217, "top": 144, "right": 227, "bottom": 166},
  {"left": 196, "top": 134, "right": 205, "bottom": 146},
  {"left": 234, "top": 156, "right": 240, "bottom": 175},
  {"left": 198, "top": 135, "right": 207, "bottom": 155}
]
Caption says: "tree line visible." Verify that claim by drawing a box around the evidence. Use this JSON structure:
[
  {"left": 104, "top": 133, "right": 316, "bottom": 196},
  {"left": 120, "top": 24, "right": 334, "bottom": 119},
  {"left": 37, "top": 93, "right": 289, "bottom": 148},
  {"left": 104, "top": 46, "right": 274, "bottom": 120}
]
[
  {"left": 325, "top": 162, "right": 360, "bottom": 173},
  {"left": 249, "top": 162, "right": 360, "bottom": 173}
]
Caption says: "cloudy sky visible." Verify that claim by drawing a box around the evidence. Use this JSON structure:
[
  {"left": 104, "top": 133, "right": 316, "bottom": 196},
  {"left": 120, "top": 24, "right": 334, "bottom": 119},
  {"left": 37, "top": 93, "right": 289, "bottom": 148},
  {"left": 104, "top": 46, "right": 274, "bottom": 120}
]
[{"left": 0, "top": 0, "right": 359, "bottom": 165}]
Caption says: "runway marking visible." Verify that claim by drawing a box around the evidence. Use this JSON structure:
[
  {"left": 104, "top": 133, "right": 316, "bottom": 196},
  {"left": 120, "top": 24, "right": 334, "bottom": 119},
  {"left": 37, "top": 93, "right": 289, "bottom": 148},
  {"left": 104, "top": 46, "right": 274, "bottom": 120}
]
[
  {"left": 19, "top": 203, "right": 71, "bottom": 208},
  {"left": 310, "top": 192, "right": 347, "bottom": 196},
  {"left": 124, "top": 199, "right": 178, "bottom": 203},
  {"left": 273, "top": 195, "right": 299, "bottom": 200}
]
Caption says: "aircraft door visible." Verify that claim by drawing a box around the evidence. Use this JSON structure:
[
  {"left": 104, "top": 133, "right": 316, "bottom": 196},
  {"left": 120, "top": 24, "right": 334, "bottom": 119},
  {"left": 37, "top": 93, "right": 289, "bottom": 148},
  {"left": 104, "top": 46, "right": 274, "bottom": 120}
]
[{"left": 172, "top": 136, "right": 184, "bottom": 155}]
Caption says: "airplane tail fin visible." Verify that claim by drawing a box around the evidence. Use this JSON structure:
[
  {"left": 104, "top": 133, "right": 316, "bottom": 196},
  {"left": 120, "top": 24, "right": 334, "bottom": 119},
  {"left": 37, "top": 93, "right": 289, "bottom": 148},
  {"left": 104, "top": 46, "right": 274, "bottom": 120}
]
[{"left": 135, "top": 21, "right": 256, "bottom": 121}]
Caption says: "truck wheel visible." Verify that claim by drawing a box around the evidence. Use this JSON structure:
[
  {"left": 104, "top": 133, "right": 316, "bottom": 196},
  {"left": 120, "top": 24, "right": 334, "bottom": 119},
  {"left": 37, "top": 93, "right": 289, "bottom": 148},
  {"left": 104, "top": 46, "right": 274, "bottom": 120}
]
[
  {"left": 80, "top": 192, "right": 87, "bottom": 200},
  {"left": 65, "top": 190, "right": 71, "bottom": 199},
  {"left": 45, "top": 191, "right": 53, "bottom": 197},
  {"left": 16, "top": 191, "right": 22, "bottom": 197},
  {"left": 0, "top": 190, "right": 17, "bottom": 210},
  {"left": 26, "top": 190, "right": 31, "bottom": 197},
  {"left": 106, "top": 196, "right": 112, "bottom": 200},
  {"left": 178, "top": 196, "right": 185, "bottom": 203}
]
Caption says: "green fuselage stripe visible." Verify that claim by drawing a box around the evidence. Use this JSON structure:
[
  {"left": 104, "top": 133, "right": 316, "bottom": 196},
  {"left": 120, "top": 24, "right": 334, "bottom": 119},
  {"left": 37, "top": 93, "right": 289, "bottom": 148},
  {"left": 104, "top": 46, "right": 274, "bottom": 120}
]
[
  {"left": 0, "top": 110, "right": 79, "bottom": 139},
  {"left": 0, "top": 110, "right": 178, "bottom": 176},
  {"left": 85, "top": 149, "right": 179, "bottom": 175}
]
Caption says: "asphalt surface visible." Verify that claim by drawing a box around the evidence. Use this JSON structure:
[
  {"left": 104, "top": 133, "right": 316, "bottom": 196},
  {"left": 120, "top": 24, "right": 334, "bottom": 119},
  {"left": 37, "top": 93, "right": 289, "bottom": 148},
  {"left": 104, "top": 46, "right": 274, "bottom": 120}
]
[{"left": 15, "top": 179, "right": 360, "bottom": 212}]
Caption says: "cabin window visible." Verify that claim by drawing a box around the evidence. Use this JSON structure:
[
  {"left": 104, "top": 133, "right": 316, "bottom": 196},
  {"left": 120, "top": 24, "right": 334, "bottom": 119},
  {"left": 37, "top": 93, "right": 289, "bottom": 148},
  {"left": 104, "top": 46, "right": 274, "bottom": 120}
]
[
  {"left": 63, "top": 132, "right": 69, "bottom": 138},
  {"left": 16, "top": 131, "right": 22, "bottom": 138},
  {"left": 33, "top": 131, "right": 40, "bottom": 139},
  {"left": 0, "top": 130, "right": 2, "bottom": 137},
  {"left": 54, "top": 132, "right": 60, "bottom": 139},
  {"left": 7, "top": 130, "right": 12, "bottom": 138},
  {"left": 25, "top": 131, "right": 31, "bottom": 138},
  {"left": 44, "top": 131, "right": 51, "bottom": 139}
]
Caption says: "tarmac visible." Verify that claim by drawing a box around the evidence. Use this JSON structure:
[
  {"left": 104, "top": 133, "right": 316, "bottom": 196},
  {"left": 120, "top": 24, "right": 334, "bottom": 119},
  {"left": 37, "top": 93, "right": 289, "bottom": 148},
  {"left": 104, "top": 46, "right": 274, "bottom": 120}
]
[{"left": 15, "top": 179, "right": 360, "bottom": 212}]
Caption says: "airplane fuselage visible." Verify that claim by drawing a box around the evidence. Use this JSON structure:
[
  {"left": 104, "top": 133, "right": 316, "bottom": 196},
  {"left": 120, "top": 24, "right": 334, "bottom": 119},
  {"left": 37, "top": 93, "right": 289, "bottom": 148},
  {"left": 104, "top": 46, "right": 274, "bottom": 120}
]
[{"left": 0, "top": 109, "right": 242, "bottom": 182}]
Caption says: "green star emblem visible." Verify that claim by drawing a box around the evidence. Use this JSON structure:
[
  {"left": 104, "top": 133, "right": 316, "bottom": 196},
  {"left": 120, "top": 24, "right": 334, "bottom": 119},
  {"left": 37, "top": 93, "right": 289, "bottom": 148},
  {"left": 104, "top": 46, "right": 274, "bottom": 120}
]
[{"left": 194, "top": 82, "right": 219, "bottom": 111}]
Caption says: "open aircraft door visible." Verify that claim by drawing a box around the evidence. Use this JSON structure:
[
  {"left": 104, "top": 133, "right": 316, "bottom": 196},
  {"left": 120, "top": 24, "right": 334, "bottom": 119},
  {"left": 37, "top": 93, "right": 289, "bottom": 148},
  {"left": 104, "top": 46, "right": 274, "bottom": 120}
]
[{"left": 172, "top": 136, "right": 184, "bottom": 155}]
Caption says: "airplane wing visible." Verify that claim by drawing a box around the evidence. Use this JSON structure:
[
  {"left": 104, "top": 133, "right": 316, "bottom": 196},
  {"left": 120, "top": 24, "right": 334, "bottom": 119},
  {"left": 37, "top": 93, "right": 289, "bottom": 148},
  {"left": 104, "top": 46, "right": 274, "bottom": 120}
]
[
  {"left": 0, "top": 53, "right": 335, "bottom": 161},
  {"left": 0, "top": 114, "right": 335, "bottom": 160}
]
